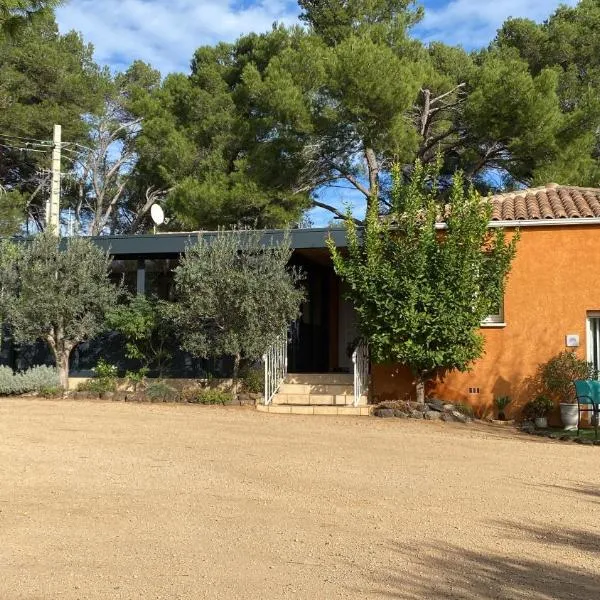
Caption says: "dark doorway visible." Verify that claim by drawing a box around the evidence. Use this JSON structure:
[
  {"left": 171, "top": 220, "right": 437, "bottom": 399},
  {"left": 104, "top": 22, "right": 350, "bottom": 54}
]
[{"left": 288, "top": 256, "right": 331, "bottom": 373}]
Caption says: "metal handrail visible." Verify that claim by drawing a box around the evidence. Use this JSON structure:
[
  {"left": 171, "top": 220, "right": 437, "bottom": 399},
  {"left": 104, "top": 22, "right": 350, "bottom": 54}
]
[
  {"left": 352, "top": 339, "right": 369, "bottom": 407},
  {"left": 262, "top": 330, "right": 288, "bottom": 405}
]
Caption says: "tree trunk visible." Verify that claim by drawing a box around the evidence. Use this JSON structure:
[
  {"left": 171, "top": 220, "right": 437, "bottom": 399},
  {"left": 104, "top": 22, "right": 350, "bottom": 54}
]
[
  {"left": 232, "top": 353, "right": 241, "bottom": 394},
  {"left": 365, "top": 147, "right": 379, "bottom": 208},
  {"left": 58, "top": 350, "right": 70, "bottom": 391},
  {"left": 415, "top": 375, "right": 426, "bottom": 404}
]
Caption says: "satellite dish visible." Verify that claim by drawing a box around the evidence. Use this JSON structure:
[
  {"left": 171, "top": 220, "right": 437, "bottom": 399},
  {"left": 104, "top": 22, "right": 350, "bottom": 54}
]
[{"left": 150, "top": 204, "right": 165, "bottom": 226}]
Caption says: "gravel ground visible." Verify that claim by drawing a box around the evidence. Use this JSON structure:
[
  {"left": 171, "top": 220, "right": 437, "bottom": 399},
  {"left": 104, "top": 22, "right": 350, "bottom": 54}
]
[{"left": 0, "top": 399, "right": 598, "bottom": 600}]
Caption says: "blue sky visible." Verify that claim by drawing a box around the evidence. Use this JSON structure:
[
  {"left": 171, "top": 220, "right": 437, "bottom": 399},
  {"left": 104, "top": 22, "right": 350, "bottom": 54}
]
[{"left": 55, "top": 0, "right": 577, "bottom": 225}]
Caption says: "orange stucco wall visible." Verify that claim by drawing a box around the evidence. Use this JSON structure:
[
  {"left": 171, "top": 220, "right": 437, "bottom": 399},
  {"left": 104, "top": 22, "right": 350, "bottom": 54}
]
[{"left": 371, "top": 225, "right": 600, "bottom": 421}]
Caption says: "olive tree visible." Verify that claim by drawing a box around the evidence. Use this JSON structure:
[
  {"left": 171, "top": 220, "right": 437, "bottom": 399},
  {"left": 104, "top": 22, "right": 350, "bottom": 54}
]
[
  {"left": 0, "top": 233, "right": 119, "bottom": 388},
  {"left": 172, "top": 230, "right": 304, "bottom": 382},
  {"left": 329, "top": 162, "right": 519, "bottom": 403}
]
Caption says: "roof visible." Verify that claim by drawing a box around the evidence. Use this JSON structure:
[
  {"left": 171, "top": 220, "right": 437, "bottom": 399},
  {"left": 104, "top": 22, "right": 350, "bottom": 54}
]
[
  {"left": 80, "top": 184, "right": 600, "bottom": 258},
  {"left": 90, "top": 227, "right": 348, "bottom": 258},
  {"left": 488, "top": 184, "right": 600, "bottom": 221}
]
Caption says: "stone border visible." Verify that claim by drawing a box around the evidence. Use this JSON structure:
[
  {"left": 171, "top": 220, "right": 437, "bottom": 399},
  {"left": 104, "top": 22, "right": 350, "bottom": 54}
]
[
  {"left": 520, "top": 421, "right": 600, "bottom": 446},
  {"left": 373, "top": 399, "right": 473, "bottom": 424}
]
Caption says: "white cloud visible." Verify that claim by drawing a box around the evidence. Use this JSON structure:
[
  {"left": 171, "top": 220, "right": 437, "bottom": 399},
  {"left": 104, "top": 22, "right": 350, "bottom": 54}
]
[
  {"left": 56, "top": 0, "right": 300, "bottom": 74},
  {"left": 415, "top": 0, "right": 578, "bottom": 48}
]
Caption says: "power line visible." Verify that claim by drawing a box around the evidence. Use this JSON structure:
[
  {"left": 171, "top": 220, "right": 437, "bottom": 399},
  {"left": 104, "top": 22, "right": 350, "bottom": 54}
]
[
  {"left": 0, "top": 142, "right": 51, "bottom": 154},
  {"left": 0, "top": 132, "right": 54, "bottom": 145}
]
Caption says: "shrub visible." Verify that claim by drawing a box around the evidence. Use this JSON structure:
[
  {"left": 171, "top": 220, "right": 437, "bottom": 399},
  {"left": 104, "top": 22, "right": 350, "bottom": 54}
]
[
  {"left": 145, "top": 381, "right": 179, "bottom": 402},
  {"left": 39, "top": 386, "right": 63, "bottom": 398},
  {"left": 0, "top": 365, "right": 60, "bottom": 396},
  {"left": 241, "top": 368, "right": 264, "bottom": 394},
  {"left": 125, "top": 368, "right": 148, "bottom": 392},
  {"left": 78, "top": 359, "right": 118, "bottom": 394},
  {"left": 78, "top": 379, "right": 115, "bottom": 394},
  {"left": 538, "top": 351, "right": 596, "bottom": 403},
  {"left": 494, "top": 395, "right": 511, "bottom": 420},
  {"left": 184, "top": 388, "right": 234, "bottom": 405},
  {"left": 454, "top": 402, "right": 474, "bottom": 418},
  {"left": 523, "top": 395, "right": 553, "bottom": 420}
]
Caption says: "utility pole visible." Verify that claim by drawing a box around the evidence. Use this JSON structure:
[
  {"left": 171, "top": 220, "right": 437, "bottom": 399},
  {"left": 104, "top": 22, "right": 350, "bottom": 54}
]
[{"left": 45, "top": 124, "right": 61, "bottom": 234}]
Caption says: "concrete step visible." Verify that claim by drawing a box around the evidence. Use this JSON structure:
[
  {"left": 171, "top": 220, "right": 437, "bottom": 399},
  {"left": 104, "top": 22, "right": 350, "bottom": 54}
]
[
  {"left": 285, "top": 373, "right": 353, "bottom": 385},
  {"left": 257, "top": 404, "right": 372, "bottom": 416},
  {"left": 279, "top": 382, "right": 354, "bottom": 395},
  {"left": 272, "top": 393, "right": 367, "bottom": 407}
]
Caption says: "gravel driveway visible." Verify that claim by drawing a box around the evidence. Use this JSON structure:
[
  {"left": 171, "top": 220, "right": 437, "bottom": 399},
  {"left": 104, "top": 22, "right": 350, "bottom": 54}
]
[{"left": 0, "top": 399, "right": 598, "bottom": 599}]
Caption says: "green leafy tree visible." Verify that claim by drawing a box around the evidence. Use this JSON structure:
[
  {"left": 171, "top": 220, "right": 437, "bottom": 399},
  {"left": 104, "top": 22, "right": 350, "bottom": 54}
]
[
  {"left": 495, "top": 0, "right": 600, "bottom": 187},
  {"left": 133, "top": 0, "right": 573, "bottom": 225},
  {"left": 0, "top": 233, "right": 119, "bottom": 388},
  {"left": 0, "top": 10, "right": 108, "bottom": 230},
  {"left": 171, "top": 230, "right": 304, "bottom": 382},
  {"left": 329, "top": 161, "right": 518, "bottom": 403},
  {"left": 0, "top": 0, "right": 62, "bottom": 35},
  {"left": 106, "top": 295, "right": 174, "bottom": 376}
]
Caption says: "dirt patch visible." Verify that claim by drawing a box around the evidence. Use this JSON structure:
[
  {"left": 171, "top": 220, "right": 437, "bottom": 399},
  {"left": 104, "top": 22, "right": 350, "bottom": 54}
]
[{"left": 0, "top": 399, "right": 598, "bottom": 599}]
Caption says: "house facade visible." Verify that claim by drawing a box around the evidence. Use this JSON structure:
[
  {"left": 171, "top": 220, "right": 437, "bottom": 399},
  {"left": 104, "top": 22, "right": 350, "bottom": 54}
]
[{"left": 3, "top": 183, "right": 600, "bottom": 420}]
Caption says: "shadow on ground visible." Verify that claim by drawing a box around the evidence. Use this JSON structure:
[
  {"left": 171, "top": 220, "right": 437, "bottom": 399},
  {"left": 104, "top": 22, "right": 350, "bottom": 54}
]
[{"left": 357, "top": 502, "right": 600, "bottom": 599}]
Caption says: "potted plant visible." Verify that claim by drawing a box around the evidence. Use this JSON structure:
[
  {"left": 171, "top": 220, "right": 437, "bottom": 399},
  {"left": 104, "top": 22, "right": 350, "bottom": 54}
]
[
  {"left": 539, "top": 351, "right": 597, "bottom": 431},
  {"left": 523, "top": 395, "right": 553, "bottom": 429},
  {"left": 494, "top": 395, "right": 511, "bottom": 421}
]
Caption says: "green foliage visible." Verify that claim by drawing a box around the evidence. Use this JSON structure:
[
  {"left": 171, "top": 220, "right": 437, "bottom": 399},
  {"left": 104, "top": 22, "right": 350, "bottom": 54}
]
[
  {"left": 0, "top": 10, "right": 108, "bottom": 227},
  {"left": 0, "top": 234, "right": 119, "bottom": 387},
  {"left": 172, "top": 229, "right": 304, "bottom": 371},
  {"left": 38, "top": 385, "right": 63, "bottom": 398},
  {"left": 183, "top": 388, "right": 234, "bottom": 405},
  {"left": 329, "top": 161, "right": 518, "bottom": 401},
  {"left": 495, "top": 0, "right": 600, "bottom": 186},
  {"left": 538, "top": 351, "right": 597, "bottom": 404},
  {"left": 107, "top": 295, "right": 173, "bottom": 375},
  {"left": 0, "top": 364, "right": 60, "bottom": 395},
  {"left": 494, "top": 396, "right": 511, "bottom": 411},
  {"left": 145, "top": 381, "right": 179, "bottom": 402},
  {"left": 125, "top": 368, "right": 148, "bottom": 392},
  {"left": 494, "top": 395, "right": 511, "bottom": 419},
  {"left": 241, "top": 367, "right": 264, "bottom": 394},
  {"left": 0, "top": 0, "right": 63, "bottom": 35},
  {"left": 78, "top": 359, "right": 118, "bottom": 394},
  {"left": 523, "top": 395, "right": 554, "bottom": 420},
  {"left": 94, "top": 358, "right": 118, "bottom": 380},
  {"left": 454, "top": 403, "right": 475, "bottom": 418}
]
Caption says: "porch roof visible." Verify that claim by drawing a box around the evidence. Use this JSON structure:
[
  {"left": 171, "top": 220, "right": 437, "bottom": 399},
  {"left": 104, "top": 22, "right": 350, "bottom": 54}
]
[{"left": 89, "top": 226, "right": 349, "bottom": 258}]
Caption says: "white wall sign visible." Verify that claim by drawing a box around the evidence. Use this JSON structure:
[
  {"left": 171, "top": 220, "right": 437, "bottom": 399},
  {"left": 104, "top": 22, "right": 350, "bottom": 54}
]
[{"left": 566, "top": 334, "right": 580, "bottom": 348}]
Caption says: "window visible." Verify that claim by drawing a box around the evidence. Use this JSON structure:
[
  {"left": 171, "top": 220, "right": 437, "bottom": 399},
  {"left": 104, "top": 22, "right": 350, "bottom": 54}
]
[
  {"left": 587, "top": 312, "right": 600, "bottom": 373},
  {"left": 481, "top": 299, "right": 505, "bottom": 326}
]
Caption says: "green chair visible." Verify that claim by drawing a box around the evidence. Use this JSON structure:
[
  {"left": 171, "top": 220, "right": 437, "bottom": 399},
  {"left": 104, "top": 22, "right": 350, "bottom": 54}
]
[{"left": 573, "top": 380, "right": 600, "bottom": 440}]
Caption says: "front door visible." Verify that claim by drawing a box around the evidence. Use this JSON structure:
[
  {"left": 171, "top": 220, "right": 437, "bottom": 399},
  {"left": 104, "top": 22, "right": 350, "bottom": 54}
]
[{"left": 288, "top": 263, "right": 330, "bottom": 373}]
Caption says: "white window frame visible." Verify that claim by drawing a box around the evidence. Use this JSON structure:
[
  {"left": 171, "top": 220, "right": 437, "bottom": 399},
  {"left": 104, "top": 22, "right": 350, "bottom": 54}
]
[
  {"left": 481, "top": 299, "right": 505, "bottom": 328},
  {"left": 586, "top": 312, "right": 600, "bottom": 374}
]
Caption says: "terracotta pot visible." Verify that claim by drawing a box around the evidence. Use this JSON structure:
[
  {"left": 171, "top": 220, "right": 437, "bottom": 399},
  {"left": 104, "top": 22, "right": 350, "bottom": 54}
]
[{"left": 560, "top": 403, "right": 578, "bottom": 431}]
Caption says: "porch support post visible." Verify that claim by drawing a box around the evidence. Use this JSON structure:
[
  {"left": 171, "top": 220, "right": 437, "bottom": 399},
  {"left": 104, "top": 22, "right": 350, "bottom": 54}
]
[
  {"left": 328, "top": 271, "right": 340, "bottom": 371},
  {"left": 136, "top": 258, "right": 146, "bottom": 296}
]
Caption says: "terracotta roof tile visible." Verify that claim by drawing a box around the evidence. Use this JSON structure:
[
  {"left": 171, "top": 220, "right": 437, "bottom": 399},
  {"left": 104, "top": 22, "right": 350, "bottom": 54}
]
[{"left": 488, "top": 184, "right": 600, "bottom": 221}]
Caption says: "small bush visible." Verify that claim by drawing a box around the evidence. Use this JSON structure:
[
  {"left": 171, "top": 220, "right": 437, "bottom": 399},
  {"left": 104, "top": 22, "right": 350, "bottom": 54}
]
[
  {"left": 494, "top": 395, "right": 511, "bottom": 420},
  {"left": 523, "top": 395, "right": 554, "bottom": 420},
  {"left": 78, "top": 359, "right": 118, "bottom": 394},
  {"left": 78, "top": 378, "right": 115, "bottom": 394},
  {"left": 0, "top": 365, "right": 60, "bottom": 396},
  {"left": 145, "top": 381, "right": 179, "bottom": 402},
  {"left": 241, "top": 368, "right": 264, "bottom": 394},
  {"left": 125, "top": 368, "right": 148, "bottom": 392},
  {"left": 538, "top": 351, "right": 596, "bottom": 403},
  {"left": 455, "top": 402, "right": 474, "bottom": 418},
  {"left": 185, "top": 388, "right": 234, "bottom": 405},
  {"left": 39, "top": 386, "right": 63, "bottom": 398}
]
